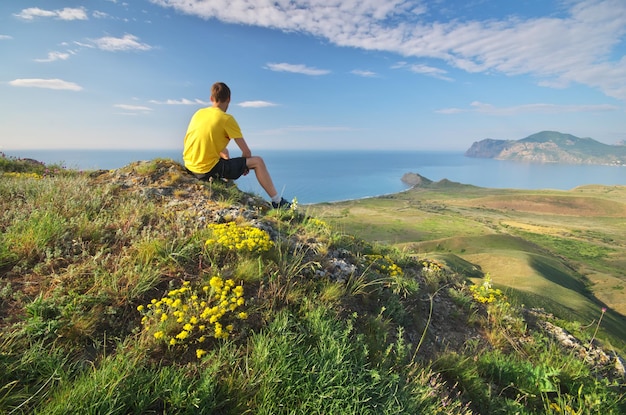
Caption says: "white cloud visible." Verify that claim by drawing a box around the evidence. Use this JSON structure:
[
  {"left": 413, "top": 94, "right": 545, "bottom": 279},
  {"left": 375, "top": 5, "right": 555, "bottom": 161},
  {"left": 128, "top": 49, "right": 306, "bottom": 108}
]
[
  {"left": 149, "top": 98, "right": 209, "bottom": 105},
  {"left": 34, "top": 51, "right": 71, "bottom": 63},
  {"left": 93, "top": 11, "right": 110, "bottom": 19},
  {"left": 238, "top": 101, "right": 278, "bottom": 108},
  {"left": 393, "top": 62, "right": 453, "bottom": 81},
  {"left": 436, "top": 101, "right": 621, "bottom": 115},
  {"left": 93, "top": 34, "right": 152, "bottom": 52},
  {"left": 0, "top": 35, "right": 12, "bottom": 40},
  {"left": 8, "top": 78, "right": 82, "bottom": 91},
  {"left": 73, "top": 41, "right": 95, "bottom": 49},
  {"left": 14, "top": 7, "right": 88, "bottom": 21},
  {"left": 351, "top": 69, "right": 377, "bottom": 77},
  {"left": 114, "top": 104, "right": 153, "bottom": 111},
  {"left": 150, "top": 0, "right": 626, "bottom": 101},
  {"left": 265, "top": 62, "right": 330, "bottom": 76}
]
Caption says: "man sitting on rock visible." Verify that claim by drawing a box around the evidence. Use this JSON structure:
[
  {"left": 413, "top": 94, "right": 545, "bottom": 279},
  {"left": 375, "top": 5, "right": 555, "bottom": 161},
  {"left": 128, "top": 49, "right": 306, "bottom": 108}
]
[{"left": 182, "top": 81, "right": 291, "bottom": 209}]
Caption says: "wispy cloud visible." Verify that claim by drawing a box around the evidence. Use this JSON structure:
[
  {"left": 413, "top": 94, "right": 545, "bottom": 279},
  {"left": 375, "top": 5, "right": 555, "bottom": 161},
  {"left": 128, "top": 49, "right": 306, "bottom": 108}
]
[
  {"left": 265, "top": 62, "right": 330, "bottom": 76},
  {"left": 150, "top": 0, "right": 626, "bottom": 101},
  {"left": 238, "top": 101, "right": 278, "bottom": 108},
  {"left": 114, "top": 104, "right": 153, "bottom": 113},
  {"left": 72, "top": 41, "right": 95, "bottom": 49},
  {"left": 149, "top": 98, "right": 209, "bottom": 105},
  {"left": 93, "top": 11, "right": 111, "bottom": 19},
  {"left": 34, "top": 51, "right": 71, "bottom": 63},
  {"left": 93, "top": 34, "right": 152, "bottom": 52},
  {"left": 436, "top": 101, "right": 621, "bottom": 115},
  {"left": 14, "top": 7, "right": 88, "bottom": 21},
  {"left": 0, "top": 35, "right": 12, "bottom": 40},
  {"left": 393, "top": 62, "right": 453, "bottom": 81},
  {"left": 8, "top": 78, "right": 82, "bottom": 91},
  {"left": 351, "top": 69, "right": 377, "bottom": 77}
]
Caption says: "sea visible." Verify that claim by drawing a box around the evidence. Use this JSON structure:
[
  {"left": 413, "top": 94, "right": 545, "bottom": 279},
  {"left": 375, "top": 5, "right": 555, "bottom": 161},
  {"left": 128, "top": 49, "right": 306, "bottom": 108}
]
[{"left": 3, "top": 149, "right": 625, "bottom": 204}]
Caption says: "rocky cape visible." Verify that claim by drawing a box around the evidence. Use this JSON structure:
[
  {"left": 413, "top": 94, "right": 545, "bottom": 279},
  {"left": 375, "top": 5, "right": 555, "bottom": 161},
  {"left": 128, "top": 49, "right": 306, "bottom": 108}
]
[
  {"left": 401, "top": 172, "right": 476, "bottom": 190},
  {"left": 465, "top": 131, "right": 626, "bottom": 165}
]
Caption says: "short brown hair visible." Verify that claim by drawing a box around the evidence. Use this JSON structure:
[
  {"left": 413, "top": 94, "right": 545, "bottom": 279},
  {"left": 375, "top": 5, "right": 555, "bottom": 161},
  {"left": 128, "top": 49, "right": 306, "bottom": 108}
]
[{"left": 211, "top": 82, "right": 231, "bottom": 103}]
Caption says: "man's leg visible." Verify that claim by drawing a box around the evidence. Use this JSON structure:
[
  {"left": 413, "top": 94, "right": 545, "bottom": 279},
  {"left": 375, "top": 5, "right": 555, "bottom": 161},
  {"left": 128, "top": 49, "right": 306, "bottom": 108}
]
[{"left": 245, "top": 156, "right": 278, "bottom": 198}]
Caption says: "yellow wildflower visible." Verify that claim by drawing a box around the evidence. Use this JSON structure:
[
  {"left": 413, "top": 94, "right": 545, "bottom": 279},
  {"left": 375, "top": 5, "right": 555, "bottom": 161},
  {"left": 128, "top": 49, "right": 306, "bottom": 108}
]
[{"left": 176, "top": 330, "right": 190, "bottom": 340}]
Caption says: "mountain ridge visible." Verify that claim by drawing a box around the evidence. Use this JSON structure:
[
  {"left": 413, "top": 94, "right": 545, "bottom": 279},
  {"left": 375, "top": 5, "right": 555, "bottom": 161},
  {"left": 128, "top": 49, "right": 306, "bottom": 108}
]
[{"left": 465, "top": 131, "right": 626, "bottom": 165}]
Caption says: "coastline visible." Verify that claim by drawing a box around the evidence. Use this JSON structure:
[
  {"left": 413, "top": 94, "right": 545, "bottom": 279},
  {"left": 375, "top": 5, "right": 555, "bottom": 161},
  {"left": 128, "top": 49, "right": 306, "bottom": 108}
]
[{"left": 3, "top": 149, "right": 624, "bottom": 204}]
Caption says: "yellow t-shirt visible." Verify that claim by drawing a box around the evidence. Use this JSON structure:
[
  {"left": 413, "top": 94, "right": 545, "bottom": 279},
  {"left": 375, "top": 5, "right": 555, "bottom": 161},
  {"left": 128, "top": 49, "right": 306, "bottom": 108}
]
[{"left": 183, "top": 106, "right": 243, "bottom": 173}]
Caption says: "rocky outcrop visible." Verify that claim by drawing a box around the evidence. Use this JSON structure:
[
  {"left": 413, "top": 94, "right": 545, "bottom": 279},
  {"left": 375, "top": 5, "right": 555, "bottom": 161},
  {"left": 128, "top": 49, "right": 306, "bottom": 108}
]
[
  {"left": 401, "top": 172, "right": 433, "bottom": 187},
  {"left": 464, "top": 138, "right": 511, "bottom": 158},
  {"left": 525, "top": 309, "right": 625, "bottom": 381}
]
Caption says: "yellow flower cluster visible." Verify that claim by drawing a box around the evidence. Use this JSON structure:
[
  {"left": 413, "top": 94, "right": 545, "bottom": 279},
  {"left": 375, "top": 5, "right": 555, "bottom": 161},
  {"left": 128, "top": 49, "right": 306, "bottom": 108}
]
[
  {"left": 469, "top": 275, "right": 504, "bottom": 304},
  {"left": 3, "top": 171, "right": 43, "bottom": 179},
  {"left": 306, "top": 218, "right": 330, "bottom": 232},
  {"left": 420, "top": 259, "right": 443, "bottom": 273},
  {"left": 366, "top": 255, "right": 404, "bottom": 278},
  {"left": 205, "top": 222, "right": 273, "bottom": 253},
  {"left": 137, "top": 277, "right": 248, "bottom": 358}
]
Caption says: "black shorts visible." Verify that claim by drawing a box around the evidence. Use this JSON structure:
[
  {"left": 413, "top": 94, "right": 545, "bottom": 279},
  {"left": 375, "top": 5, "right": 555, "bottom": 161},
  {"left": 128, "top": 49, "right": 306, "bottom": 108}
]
[{"left": 187, "top": 157, "right": 248, "bottom": 181}]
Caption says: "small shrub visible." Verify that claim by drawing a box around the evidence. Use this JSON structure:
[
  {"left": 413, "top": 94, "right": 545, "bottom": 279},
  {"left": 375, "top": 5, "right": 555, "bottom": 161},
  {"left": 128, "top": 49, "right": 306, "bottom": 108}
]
[{"left": 419, "top": 259, "right": 446, "bottom": 291}]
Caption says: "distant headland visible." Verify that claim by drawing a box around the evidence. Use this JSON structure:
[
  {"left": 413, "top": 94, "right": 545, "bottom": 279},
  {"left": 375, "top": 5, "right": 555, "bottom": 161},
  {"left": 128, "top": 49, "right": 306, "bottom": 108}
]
[{"left": 465, "top": 131, "right": 626, "bottom": 165}]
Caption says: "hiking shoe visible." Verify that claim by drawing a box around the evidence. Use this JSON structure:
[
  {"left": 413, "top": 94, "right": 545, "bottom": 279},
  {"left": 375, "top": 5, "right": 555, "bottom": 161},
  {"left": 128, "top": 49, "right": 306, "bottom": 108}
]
[{"left": 271, "top": 197, "right": 291, "bottom": 209}]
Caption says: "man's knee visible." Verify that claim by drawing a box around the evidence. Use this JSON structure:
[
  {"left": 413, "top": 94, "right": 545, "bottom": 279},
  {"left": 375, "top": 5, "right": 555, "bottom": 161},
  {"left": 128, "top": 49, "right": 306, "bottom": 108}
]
[{"left": 246, "top": 156, "right": 266, "bottom": 169}]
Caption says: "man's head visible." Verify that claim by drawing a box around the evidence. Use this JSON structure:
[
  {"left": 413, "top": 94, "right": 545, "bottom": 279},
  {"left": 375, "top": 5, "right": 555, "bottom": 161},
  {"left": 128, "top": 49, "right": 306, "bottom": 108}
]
[{"left": 211, "top": 82, "right": 231, "bottom": 104}]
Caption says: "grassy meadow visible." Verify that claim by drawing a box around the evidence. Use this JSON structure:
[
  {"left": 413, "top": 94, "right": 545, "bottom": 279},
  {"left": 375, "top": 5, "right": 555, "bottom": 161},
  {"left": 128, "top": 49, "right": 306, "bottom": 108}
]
[
  {"left": 309, "top": 179, "right": 626, "bottom": 351},
  {"left": 1, "top": 155, "right": 625, "bottom": 414}
]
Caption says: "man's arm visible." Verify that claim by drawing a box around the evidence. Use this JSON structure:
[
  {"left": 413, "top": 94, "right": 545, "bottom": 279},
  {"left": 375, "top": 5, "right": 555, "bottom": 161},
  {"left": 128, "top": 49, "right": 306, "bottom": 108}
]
[{"left": 233, "top": 137, "right": 252, "bottom": 158}]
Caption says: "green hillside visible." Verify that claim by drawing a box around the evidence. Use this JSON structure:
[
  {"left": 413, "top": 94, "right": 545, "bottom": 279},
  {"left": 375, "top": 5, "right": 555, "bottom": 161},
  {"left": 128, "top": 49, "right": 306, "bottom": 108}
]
[
  {"left": 522, "top": 131, "right": 626, "bottom": 157},
  {"left": 1, "top": 155, "right": 625, "bottom": 414},
  {"left": 466, "top": 130, "right": 626, "bottom": 164},
  {"left": 309, "top": 180, "right": 626, "bottom": 347}
]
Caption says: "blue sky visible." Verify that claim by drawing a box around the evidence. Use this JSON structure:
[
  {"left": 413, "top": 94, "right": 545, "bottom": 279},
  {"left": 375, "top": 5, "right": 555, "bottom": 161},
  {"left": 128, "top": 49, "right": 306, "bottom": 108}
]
[{"left": 1, "top": 0, "right": 625, "bottom": 151}]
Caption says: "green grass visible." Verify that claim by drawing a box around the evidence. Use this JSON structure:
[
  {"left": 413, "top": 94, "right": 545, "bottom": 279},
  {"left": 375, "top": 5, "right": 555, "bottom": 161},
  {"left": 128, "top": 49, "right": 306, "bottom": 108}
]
[
  {"left": 310, "top": 183, "right": 626, "bottom": 352},
  {"left": 1, "top": 154, "right": 625, "bottom": 414}
]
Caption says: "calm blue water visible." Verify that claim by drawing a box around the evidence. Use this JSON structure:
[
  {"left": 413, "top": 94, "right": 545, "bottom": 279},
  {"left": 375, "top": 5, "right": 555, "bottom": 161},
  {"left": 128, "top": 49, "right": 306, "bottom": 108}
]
[{"left": 4, "top": 149, "right": 624, "bottom": 204}]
